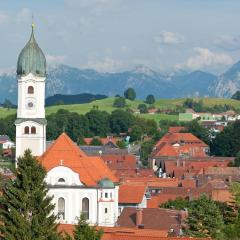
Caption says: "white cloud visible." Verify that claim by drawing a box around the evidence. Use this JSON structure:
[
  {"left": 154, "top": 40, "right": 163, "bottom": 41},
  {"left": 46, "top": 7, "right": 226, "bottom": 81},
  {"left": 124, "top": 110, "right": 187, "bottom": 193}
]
[
  {"left": 154, "top": 31, "right": 184, "bottom": 45},
  {"left": 82, "top": 57, "right": 124, "bottom": 72},
  {"left": 176, "top": 47, "right": 233, "bottom": 70},
  {"left": 46, "top": 54, "right": 67, "bottom": 64},
  {"left": 214, "top": 35, "right": 240, "bottom": 50}
]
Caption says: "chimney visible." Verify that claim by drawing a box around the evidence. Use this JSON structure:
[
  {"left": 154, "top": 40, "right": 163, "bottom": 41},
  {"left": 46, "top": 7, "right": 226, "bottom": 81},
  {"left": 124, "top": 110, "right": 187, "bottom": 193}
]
[
  {"left": 228, "top": 176, "right": 232, "bottom": 184},
  {"left": 136, "top": 208, "right": 143, "bottom": 227}
]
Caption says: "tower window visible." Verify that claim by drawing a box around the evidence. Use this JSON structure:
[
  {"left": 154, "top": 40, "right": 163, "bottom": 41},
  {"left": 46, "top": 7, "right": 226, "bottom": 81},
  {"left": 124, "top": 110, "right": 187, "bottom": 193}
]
[
  {"left": 105, "top": 192, "right": 108, "bottom": 198},
  {"left": 24, "top": 126, "right": 29, "bottom": 134},
  {"left": 58, "top": 198, "right": 65, "bottom": 220},
  {"left": 82, "top": 198, "right": 89, "bottom": 220},
  {"left": 28, "top": 86, "right": 34, "bottom": 94},
  {"left": 31, "top": 126, "right": 36, "bottom": 134},
  {"left": 105, "top": 208, "right": 108, "bottom": 214}
]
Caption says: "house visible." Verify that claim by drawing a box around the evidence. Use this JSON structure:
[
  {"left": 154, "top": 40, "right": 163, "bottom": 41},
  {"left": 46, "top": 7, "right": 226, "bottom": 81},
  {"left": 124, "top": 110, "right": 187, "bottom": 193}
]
[
  {"left": 39, "top": 133, "right": 119, "bottom": 226},
  {"left": 117, "top": 207, "right": 186, "bottom": 236},
  {"left": 118, "top": 184, "right": 148, "bottom": 214},
  {"left": 152, "top": 132, "right": 209, "bottom": 158},
  {"left": 0, "top": 135, "right": 14, "bottom": 150},
  {"left": 148, "top": 108, "right": 159, "bottom": 114},
  {"left": 59, "top": 224, "right": 209, "bottom": 240},
  {"left": 168, "top": 127, "right": 186, "bottom": 134},
  {"left": 83, "top": 135, "right": 119, "bottom": 148}
]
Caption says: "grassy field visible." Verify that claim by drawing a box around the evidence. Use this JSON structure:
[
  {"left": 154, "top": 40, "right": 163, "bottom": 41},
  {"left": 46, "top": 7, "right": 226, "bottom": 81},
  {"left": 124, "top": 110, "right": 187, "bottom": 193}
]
[{"left": 0, "top": 97, "right": 239, "bottom": 124}]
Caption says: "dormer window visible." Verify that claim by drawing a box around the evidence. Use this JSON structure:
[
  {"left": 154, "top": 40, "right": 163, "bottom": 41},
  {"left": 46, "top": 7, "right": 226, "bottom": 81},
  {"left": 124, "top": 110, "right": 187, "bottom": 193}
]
[{"left": 58, "top": 178, "right": 66, "bottom": 184}]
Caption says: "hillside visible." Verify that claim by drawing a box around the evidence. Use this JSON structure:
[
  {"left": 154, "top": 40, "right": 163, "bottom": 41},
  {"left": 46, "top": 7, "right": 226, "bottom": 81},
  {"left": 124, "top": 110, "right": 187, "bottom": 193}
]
[{"left": 0, "top": 97, "right": 239, "bottom": 124}]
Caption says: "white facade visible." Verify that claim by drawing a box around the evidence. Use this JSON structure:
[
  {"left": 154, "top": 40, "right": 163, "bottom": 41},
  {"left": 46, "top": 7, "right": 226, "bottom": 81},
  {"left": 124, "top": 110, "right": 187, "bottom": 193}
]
[
  {"left": 15, "top": 73, "right": 46, "bottom": 160},
  {"left": 46, "top": 166, "right": 119, "bottom": 227}
]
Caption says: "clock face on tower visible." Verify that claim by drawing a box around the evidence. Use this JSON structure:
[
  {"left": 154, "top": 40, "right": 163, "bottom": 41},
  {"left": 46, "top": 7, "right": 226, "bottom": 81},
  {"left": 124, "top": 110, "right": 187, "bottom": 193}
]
[{"left": 26, "top": 99, "right": 35, "bottom": 110}]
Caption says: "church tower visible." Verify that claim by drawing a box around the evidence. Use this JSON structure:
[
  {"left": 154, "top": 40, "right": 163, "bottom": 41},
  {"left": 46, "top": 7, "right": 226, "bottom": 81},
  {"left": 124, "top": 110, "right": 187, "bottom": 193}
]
[{"left": 15, "top": 24, "right": 47, "bottom": 160}]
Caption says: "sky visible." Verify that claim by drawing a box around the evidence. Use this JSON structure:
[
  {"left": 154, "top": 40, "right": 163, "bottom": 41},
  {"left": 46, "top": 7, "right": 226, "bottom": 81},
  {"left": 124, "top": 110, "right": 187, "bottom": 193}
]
[{"left": 1, "top": 0, "right": 240, "bottom": 74}]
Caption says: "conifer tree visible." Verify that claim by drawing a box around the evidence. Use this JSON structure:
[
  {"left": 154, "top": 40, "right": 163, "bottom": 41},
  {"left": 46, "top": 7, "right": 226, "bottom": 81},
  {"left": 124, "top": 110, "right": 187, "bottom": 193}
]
[
  {"left": 73, "top": 214, "right": 103, "bottom": 240},
  {"left": 0, "top": 150, "right": 60, "bottom": 240}
]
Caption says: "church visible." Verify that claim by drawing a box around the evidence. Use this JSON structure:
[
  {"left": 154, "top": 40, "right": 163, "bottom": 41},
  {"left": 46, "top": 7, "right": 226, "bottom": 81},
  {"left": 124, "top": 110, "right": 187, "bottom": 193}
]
[{"left": 15, "top": 25, "right": 120, "bottom": 227}]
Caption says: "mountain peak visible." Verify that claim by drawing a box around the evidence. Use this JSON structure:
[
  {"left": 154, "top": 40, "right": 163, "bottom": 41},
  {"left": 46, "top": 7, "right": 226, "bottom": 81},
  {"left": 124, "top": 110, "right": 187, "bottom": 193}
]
[{"left": 132, "top": 65, "right": 156, "bottom": 76}]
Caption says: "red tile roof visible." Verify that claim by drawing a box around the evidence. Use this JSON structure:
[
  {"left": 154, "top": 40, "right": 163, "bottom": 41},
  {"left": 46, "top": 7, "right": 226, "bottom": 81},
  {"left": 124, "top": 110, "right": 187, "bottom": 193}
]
[
  {"left": 168, "top": 127, "right": 186, "bottom": 134},
  {"left": 84, "top": 137, "right": 119, "bottom": 146},
  {"left": 153, "top": 133, "right": 208, "bottom": 158},
  {"left": 39, "top": 133, "right": 118, "bottom": 187},
  {"left": 58, "top": 225, "right": 209, "bottom": 240},
  {"left": 102, "top": 154, "right": 137, "bottom": 170},
  {"left": 119, "top": 184, "right": 146, "bottom": 204},
  {"left": 117, "top": 207, "right": 184, "bottom": 233}
]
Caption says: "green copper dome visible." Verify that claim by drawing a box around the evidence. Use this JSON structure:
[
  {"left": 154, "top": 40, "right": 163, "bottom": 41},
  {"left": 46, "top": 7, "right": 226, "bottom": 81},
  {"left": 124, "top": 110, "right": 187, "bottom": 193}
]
[
  {"left": 98, "top": 178, "right": 114, "bottom": 188},
  {"left": 17, "top": 27, "right": 46, "bottom": 77}
]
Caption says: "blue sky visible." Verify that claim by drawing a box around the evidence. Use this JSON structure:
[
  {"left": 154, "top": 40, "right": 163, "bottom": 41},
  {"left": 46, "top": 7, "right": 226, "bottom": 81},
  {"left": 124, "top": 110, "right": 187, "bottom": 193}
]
[{"left": 1, "top": 0, "right": 240, "bottom": 73}]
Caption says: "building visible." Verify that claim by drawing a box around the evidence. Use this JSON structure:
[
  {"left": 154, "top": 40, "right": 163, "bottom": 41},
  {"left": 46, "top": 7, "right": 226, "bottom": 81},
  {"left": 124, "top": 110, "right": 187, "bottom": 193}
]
[
  {"left": 15, "top": 25, "right": 47, "bottom": 160},
  {"left": 152, "top": 132, "right": 209, "bottom": 158},
  {"left": 39, "top": 133, "right": 119, "bottom": 226},
  {"left": 15, "top": 26, "right": 120, "bottom": 227}
]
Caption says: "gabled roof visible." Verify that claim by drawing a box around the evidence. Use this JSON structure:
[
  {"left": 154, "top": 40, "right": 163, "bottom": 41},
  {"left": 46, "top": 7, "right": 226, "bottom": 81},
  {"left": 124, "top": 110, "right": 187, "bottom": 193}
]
[
  {"left": 119, "top": 184, "right": 146, "bottom": 204},
  {"left": 39, "top": 133, "right": 118, "bottom": 187},
  {"left": 117, "top": 208, "right": 183, "bottom": 233}
]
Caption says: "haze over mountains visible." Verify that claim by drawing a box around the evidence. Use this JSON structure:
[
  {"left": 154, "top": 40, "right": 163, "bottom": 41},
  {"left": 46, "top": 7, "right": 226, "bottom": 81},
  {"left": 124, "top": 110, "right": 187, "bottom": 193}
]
[{"left": 1, "top": 61, "right": 240, "bottom": 103}]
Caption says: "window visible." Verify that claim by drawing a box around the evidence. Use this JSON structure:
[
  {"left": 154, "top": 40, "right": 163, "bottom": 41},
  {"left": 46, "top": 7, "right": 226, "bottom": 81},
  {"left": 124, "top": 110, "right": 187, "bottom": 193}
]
[
  {"left": 82, "top": 198, "right": 89, "bottom": 220},
  {"left": 28, "top": 86, "right": 34, "bottom": 94},
  {"left": 58, "top": 198, "right": 65, "bottom": 220},
  {"left": 105, "top": 208, "right": 108, "bottom": 214},
  {"left": 105, "top": 192, "right": 108, "bottom": 198},
  {"left": 31, "top": 126, "right": 36, "bottom": 134},
  {"left": 24, "top": 126, "right": 29, "bottom": 134},
  {"left": 58, "top": 178, "right": 65, "bottom": 183}
]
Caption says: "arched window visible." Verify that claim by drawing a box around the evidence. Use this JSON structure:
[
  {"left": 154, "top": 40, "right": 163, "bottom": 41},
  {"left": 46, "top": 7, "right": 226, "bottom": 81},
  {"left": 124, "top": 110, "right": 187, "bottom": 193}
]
[
  {"left": 58, "top": 198, "right": 65, "bottom": 220},
  {"left": 24, "top": 126, "right": 29, "bottom": 134},
  {"left": 82, "top": 198, "right": 89, "bottom": 220},
  {"left": 31, "top": 126, "right": 36, "bottom": 134},
  {"left": 58, "top": 178, "right": 65, "bottom": 183},
  {"left": 28, "top": 86, "right": 34, "bottom": 94}
]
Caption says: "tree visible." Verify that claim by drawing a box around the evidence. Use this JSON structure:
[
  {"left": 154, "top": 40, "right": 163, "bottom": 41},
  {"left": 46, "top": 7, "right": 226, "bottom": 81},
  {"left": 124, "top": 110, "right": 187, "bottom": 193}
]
[
  {"left": 183, "top": 120, "right": 210, "bottom": 145},
  {"left": 211, "top": 120, "right": 240, "bottom": 157},
  {"left": 86, "top": 110, "right": 110, "bottom": 137},
  {"left": 161, "top": 197, "right": 190, "bottom": 210},
  {"left": 129, "top": 125, "right": 143, "bottom": 142},
  {"left": 109, "top": 110, "right": 134, "bottom": 134},
  {"left": 232, "top": 90, "right": 240, "bottom": 100},
  {"left": 145, "top": 95, "right": 155, "bottom": 104},
  {"left": 116, "top": 140, "right": 127, "bottom": 149},
  {"left": 124, "top": 88, "right": 136, "bottom": 101},
  {"left": 233, "top": 151, "right": 240, "bottom": 167},
  {"left": 90, "top": 138, "right": 103, "bottom": 146},
  {"left": 138, "top": 104, "right": 148, "bottom": 113},
  {"left": 0, "top": 150, "right": 59, "bottom": 239},
  {"left": 73, "top": 214, "right": 103, "bottom": 240},
  {"left": 113, "top": 97, "right": 126, "bottom": 108},
  {"left": 140, "top": 140, "right": 154, "bottom": 166},
  {"left": 185, "top": 195, "right": 224, "bottom": 239}
]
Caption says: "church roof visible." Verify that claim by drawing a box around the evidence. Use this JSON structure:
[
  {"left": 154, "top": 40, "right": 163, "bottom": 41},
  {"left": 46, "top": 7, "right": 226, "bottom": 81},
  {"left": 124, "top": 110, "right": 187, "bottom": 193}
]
[
  {"left": 17, "top": 25, "right": 46, "bottom": 77},
  {"left": 39, "top": 133, "right": 118, "bottom": 187}
]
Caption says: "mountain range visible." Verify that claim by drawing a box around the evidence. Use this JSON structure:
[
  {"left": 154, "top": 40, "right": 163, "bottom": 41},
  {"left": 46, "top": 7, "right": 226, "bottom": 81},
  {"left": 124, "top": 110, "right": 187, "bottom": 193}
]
[{"left": 1, "top": 61, "right": 240, "bottom": 103}]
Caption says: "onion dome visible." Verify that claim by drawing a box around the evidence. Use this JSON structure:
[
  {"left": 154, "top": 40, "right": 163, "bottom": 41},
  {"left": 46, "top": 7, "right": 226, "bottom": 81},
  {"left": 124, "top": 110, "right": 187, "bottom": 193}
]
[
  {"left": 98, "top": 177, "right": 114, "bottom": 188},
  {"left": 17, "top": 25, "right": 46, "bottom": 77}
]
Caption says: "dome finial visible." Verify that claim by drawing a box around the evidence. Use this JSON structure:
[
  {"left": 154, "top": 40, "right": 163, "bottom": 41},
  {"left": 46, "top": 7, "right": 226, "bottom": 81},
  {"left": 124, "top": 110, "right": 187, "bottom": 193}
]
[{"left": 31, "top": 14, "right": 35, "bottom": 32}]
